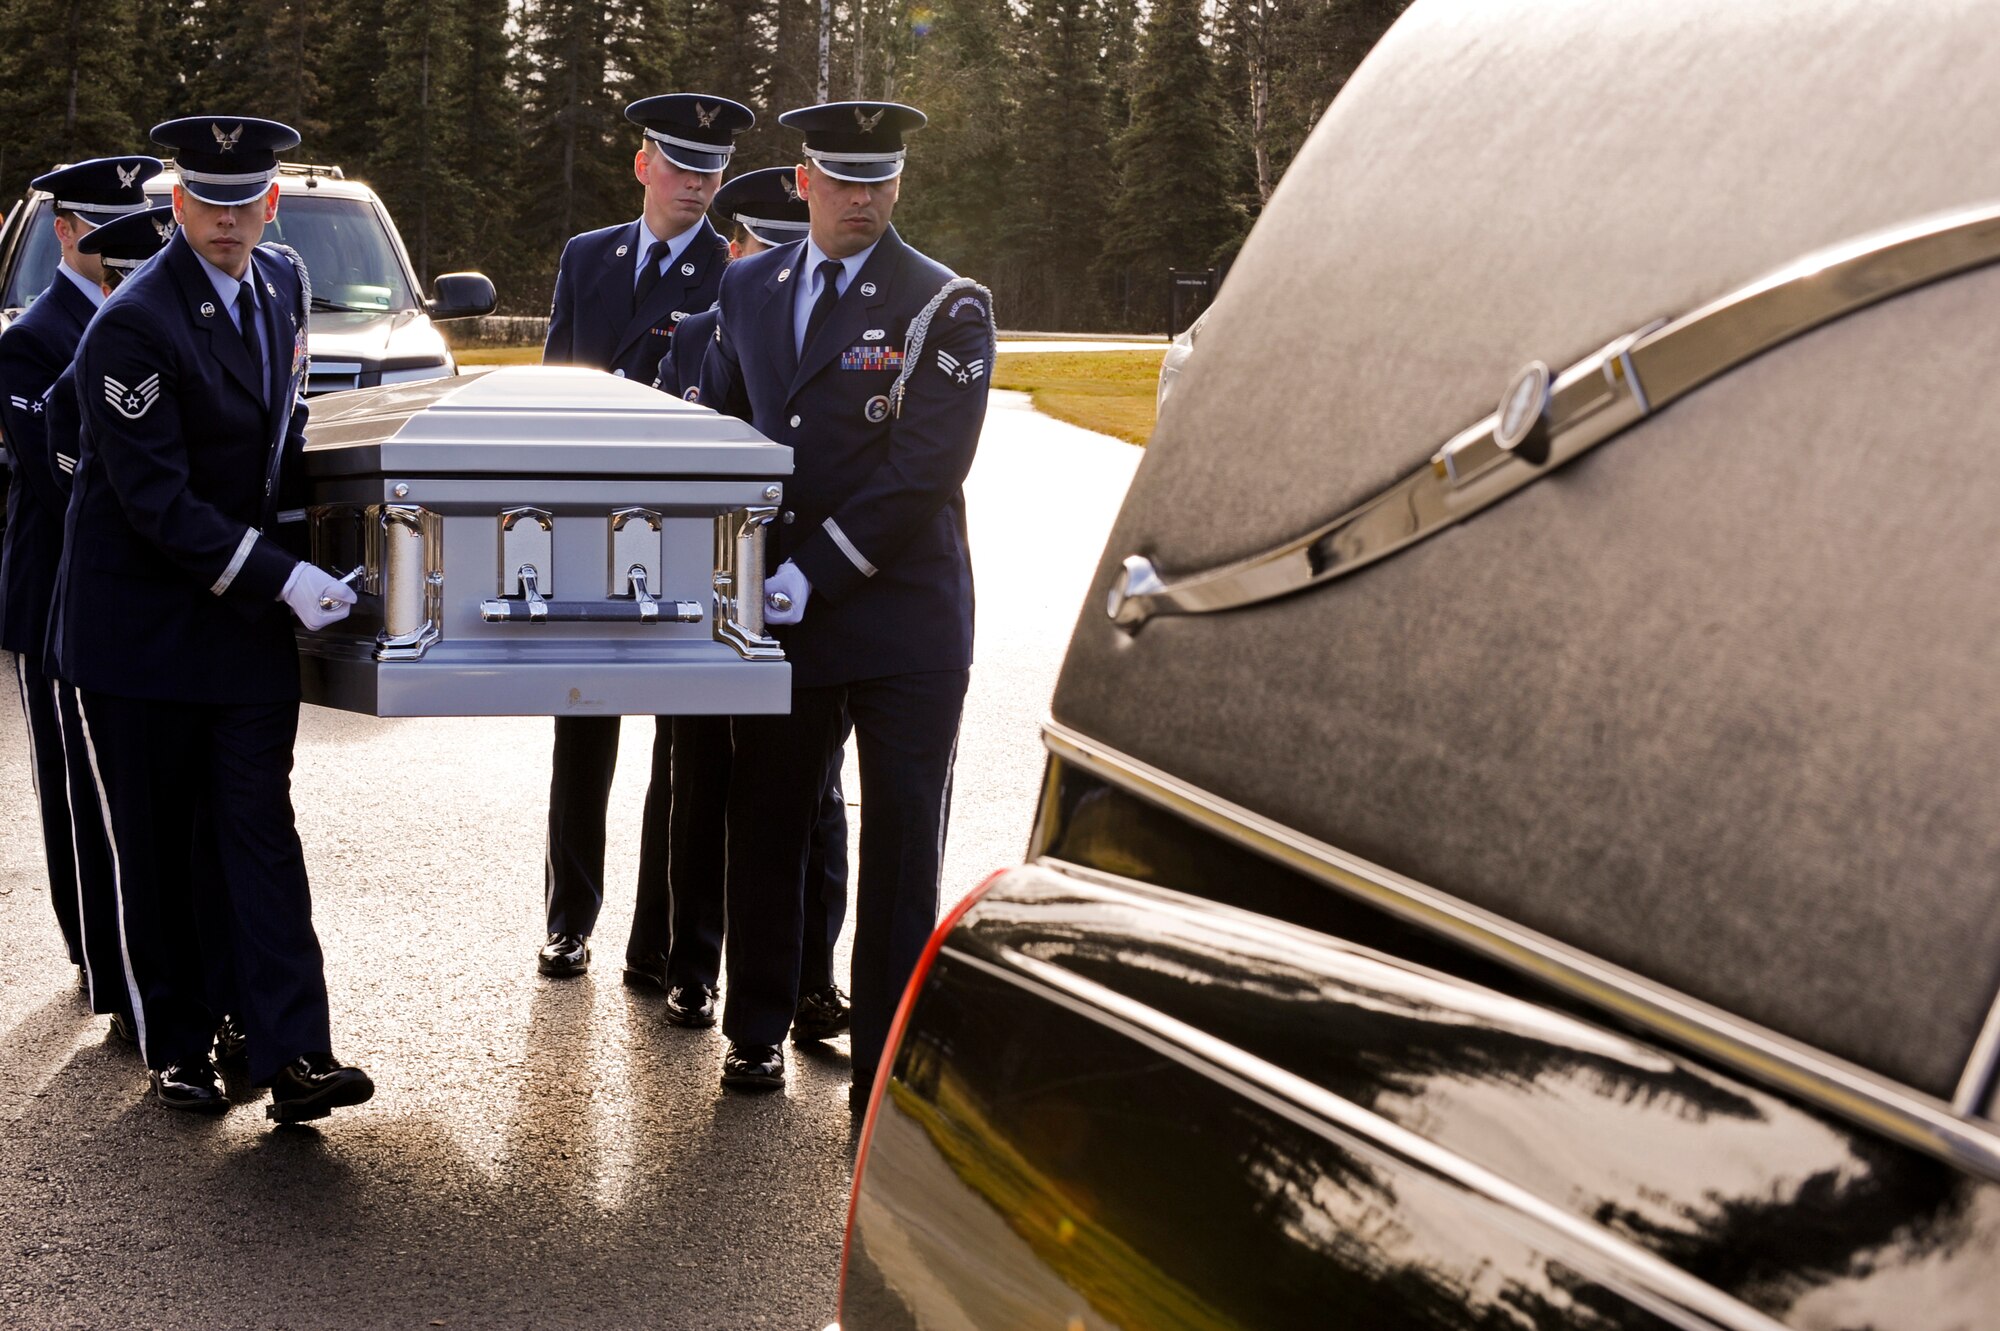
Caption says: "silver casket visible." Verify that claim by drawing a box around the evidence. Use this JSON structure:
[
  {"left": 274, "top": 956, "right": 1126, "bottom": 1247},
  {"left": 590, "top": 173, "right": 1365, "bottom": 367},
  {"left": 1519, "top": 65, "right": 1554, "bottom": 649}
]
[{"left": 295, "top": 365, "right": 789, "bottom": 717}]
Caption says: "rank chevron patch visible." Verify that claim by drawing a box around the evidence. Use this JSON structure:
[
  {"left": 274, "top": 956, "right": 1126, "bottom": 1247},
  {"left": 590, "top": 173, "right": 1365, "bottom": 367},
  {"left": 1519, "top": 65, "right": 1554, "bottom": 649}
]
[
  {"left": 104, "top": 373, "right": 161, "bottom": 420},
  {"left": 935, "top": 349, "right": 987, "bottom": 386}
]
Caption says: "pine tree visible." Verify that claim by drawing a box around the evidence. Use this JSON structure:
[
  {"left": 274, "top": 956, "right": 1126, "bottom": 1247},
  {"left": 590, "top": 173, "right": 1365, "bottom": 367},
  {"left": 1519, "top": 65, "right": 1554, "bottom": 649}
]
[
  {"left": 371, "top": 0, "right": 468, "bottom": 284},
  {"left": 1096, "top": 0, "right": 1242, "bottom": 331},
  {"left": 997, "top": 0, "right": 1112, "bottom": 329},
  {"left": 672, "top": 0, "right": 773, "bottom": 169},
  {"left": 315, "top": 0, "right": 391, "bottom": 175},
  {"left": 452, "top": 0, "right": 525, "bottom": 298},
  {"left": 0, "top": 0, "right": 144, "bottom": 200},
  {"left": 182, "top": 2, "right": 333, "bottom": 136},
  {"left": 516, "top": 0, "right": 632, "bottom": 309},
  {"left": 891, "top": 0, "right": 1015, "bottom": 295}
]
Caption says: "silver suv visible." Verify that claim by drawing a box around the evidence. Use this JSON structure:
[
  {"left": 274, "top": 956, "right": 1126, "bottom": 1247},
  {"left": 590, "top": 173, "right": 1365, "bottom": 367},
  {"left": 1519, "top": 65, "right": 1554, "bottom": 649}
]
[{"left": 0, "top": 162, "right": 494, "bottom": 394}]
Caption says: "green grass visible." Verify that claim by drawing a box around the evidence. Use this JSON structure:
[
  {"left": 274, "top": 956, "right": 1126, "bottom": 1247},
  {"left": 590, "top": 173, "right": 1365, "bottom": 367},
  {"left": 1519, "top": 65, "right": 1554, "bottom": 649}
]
[
  {"left": 992, "top": 348, "right": 1164, "bottom": 445},
  {"left": 453, "top": 344, "right": 543, "bottom": 366},
  {"left": 450, "top": 343, "right": 1167, "bottom": 445}
]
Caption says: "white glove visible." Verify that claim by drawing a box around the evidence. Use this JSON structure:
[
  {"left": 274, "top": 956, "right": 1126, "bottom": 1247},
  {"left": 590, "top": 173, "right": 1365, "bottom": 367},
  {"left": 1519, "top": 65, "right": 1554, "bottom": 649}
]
[
  {"left": 764, "top": 560, "right": 810, "bottom": 626},
  {"left": 280, "top": 562, "right": 357, "bottom": 630}
]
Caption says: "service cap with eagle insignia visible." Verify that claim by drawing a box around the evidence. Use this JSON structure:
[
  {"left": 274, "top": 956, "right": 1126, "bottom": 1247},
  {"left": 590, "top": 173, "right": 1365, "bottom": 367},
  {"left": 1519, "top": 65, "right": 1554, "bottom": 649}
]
[
  {"left": 77, "top": 204, "right": 176, "bottom": 275},
  {"left": 625, "top": 93, "right": 755, "bottom": 174},
  {"left": 711, "top": 166, "right": 812, "bottom": 247},
  {"left": 30, "top": 156, "right": 164, "bottom": 226},
  {"left": 780, "top": 101, "right": 927, "bottom": 183},
  {"left": 151, "top": 115, "right": 301, "bottom": 205}
]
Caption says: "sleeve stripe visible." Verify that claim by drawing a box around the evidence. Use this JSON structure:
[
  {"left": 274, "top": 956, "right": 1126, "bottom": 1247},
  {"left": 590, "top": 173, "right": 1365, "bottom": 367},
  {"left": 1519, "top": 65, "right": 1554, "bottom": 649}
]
[
  {"left": 824, "top": 518, "right": 877, "bottom": 578},
  {"left": 210, "top": 527, "right": 259, "bottom": 596}
]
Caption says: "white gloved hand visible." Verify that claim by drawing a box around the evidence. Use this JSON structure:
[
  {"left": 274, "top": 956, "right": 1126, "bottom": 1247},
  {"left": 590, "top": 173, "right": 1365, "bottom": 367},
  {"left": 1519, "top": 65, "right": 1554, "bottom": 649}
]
[
  {"left": 279, "top": 561, "right": 357, "bottom": 630},
  {"left": 764, "top": 560, "right": 810, "bottom": 626}
]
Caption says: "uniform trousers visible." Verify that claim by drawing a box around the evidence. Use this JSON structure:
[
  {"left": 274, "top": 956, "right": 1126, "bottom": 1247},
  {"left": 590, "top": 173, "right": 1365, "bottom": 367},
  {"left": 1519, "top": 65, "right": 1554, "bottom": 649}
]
[
  {"left": 544, "top": 715, "right": 670, "bottom": 966},
  {"left": 722, "top": 669, "right": 967, "bottom": 1075},
  {"left": 668, "top": 713, "right": 850, "bottom": 994},
  {"left": 77, "top": 691, "right": 330, "bottom": 1085},
  {"left": 14, "top": 651, "right": 83, "bottom": 966},
  {"left": 19, "top": 656, "right": 127, "bottom": 1016}
]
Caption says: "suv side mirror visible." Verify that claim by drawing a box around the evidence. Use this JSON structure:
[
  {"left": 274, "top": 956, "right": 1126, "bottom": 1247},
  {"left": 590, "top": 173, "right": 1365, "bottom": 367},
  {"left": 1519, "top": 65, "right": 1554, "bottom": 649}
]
[{"left": 427, "top": 272, "right": 496, "bottom": 321}]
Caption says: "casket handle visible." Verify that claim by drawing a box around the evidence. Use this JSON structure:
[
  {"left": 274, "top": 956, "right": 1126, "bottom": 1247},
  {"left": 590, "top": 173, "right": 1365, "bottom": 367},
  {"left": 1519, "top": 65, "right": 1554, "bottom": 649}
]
[{"left": 478, "top": 567, "right": 703, "bottom": 624}]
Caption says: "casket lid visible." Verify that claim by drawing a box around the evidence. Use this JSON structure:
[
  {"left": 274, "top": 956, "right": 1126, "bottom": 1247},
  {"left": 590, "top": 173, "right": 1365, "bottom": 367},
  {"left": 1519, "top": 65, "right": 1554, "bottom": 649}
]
[{"left": 303, "top": 366, "right": 790, "bottom": 477}]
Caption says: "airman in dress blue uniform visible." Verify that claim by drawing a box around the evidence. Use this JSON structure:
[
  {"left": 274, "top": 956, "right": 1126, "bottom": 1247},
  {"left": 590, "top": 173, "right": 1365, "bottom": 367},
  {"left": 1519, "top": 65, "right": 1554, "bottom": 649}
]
[
  {"left": 651, "top": 166, "right": 852, "bottom": 1039},
  {"left": 54, "top": 116, "right": 373, "bottom": 1122},
  {"left": 534, "top": 93, "right": 755, "bottom": 992},
  {"left": 699, "top": 102, "right": 996, "bottom": 1094},
  {"left": 0, "top": 156, "right": 159, "bottom": 1020}
]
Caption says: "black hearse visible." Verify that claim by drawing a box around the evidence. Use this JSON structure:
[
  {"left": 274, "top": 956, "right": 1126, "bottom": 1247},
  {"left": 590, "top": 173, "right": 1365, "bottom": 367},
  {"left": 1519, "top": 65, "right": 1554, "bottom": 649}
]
[{"left": 833, "top": 0, "right": 2000, "bottom": 1326}]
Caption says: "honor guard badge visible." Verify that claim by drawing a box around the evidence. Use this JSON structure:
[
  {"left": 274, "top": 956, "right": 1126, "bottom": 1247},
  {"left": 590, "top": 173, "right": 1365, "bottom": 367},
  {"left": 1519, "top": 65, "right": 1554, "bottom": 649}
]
[
  {"left": 864, "top": 328, "right": 885, "bottom": 340},
  {"left": 864, "top": 394, "right": 891, "bottom": 423},
  {"left": 104, "top": 373, "right": 161, "bottom": 420}
]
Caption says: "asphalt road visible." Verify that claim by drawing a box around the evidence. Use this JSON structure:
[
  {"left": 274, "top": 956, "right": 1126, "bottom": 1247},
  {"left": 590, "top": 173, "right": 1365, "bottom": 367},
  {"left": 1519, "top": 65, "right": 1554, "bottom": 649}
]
[{"left": 0, "top": 389, "right": 1139, "bottom": 1331}]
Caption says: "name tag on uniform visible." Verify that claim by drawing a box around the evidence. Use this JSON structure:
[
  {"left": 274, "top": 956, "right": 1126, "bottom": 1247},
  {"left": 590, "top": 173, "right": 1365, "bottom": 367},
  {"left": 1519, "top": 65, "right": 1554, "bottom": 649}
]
[{"left": 841, "top": 345, "right": 903, "bottom": 372}]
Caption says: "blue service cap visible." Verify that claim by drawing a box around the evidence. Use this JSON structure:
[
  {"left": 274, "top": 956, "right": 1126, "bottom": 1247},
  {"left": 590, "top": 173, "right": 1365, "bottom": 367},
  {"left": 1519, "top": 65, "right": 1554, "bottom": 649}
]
[
  {"left": 30, "top": 157, "right": 163, "bottom": 225},
  {"left": 626, "top": 94, "right": 755, "bottom": 174},
  {"left": 713, "top": 167, "right": 811, "bottom": 246},
  {"left": 779, "top": 102, "right": 927, "bottom": 183},
  {"left": 77, "top": 205, "right": 176, "bottom": 272},
  {"left": 151, "top": 115, "right": 301, "bottom": 205}
]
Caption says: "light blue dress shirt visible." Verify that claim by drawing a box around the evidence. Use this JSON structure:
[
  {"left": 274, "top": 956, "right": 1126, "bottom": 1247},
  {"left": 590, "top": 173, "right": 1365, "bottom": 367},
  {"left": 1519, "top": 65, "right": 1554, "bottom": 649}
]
[
  {"left": 632, "top": 215, "right": 706, "bottom": 286},
  {"left": 793, "top": 236, "right": 879, "bottom": 358},
  {"left": 56, "top": 259, "right": 106, "bottom": 310},
  {"left": 192, "top": 248, "right": 269, "bottom": 384}
]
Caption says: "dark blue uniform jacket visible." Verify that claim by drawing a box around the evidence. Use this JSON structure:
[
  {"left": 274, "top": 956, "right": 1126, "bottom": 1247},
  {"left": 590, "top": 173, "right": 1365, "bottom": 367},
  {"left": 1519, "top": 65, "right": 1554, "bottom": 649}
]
[
  {"left": 654, "top": 304, "right": 718, "bottom": 399},
  {"left": 699, "top": 226, "right": 994, "bottom": 687},
  {"left": 0, "top": 274, "right": 95, "bottom": 659},
  {"left": 544, "top": 217, "right": 728, "bottom": 380},
  {"left": 54, "top": 232, "right": 311, "bottom": 704}
]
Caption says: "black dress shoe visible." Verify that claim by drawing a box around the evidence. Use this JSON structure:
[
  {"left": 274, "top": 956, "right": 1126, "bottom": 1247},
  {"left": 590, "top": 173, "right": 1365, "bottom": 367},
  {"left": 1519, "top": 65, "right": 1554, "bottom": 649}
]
[
  {"left": 663, "top": 982, "right": 719, "bottom": 1028},
  {"left": 153, "top": 1056, "right": 229, "bottom": 1114},
  {"left": 213, "top": 1014, "right": 249, "bottom": 1067},
  {"left": 791, "top": 984, "right": 851, "bottom": 1043},
  {"left": 266, "top": 1053, "right": 375, "bottom": 1124},
  {"left": 621, "top": 953, "right": 669, "bottom": 991},
  {"left": 107, "top": 1012, "right": 137, "bottom": 1045},
  {"left": 849, "top": 1071, "right": 877, "bottom": 1113},
  {"left": 721, "top": 1042, "right": 785, "bottom": 1090},
  {"left": 537, "top": 933, "right": 590, "bottom": 978}
]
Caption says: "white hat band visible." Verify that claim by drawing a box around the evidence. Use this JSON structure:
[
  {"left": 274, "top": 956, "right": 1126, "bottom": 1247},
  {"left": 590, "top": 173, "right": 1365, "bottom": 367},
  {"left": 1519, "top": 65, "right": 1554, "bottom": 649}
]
[
  {"left": 735, "top": 213, "right": 810, "bottom": 233},
  {"left": 644, "top": 129, "right": 736, "bottom": 158},
  {"left": 57, "top": 199, "right": 152, "bottom": 217},
  {"left": 803, "top": 147, "right": 906, "bottom": 164},
  {"left": 178, "top": 166, "right": 279, "bottom": 187}
]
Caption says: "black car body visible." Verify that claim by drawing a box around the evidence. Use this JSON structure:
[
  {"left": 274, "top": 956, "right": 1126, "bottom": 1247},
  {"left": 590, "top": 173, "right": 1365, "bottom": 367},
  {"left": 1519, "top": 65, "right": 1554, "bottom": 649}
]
[{"left": 836, "top": 1, "right": 2000, "bottom": 1326}]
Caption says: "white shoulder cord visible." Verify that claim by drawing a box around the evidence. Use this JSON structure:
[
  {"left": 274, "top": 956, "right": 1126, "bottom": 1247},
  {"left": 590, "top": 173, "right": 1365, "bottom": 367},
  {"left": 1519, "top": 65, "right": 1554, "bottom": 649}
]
[{"left": 890, "top": 277, "right": 996, "bottom": 418}]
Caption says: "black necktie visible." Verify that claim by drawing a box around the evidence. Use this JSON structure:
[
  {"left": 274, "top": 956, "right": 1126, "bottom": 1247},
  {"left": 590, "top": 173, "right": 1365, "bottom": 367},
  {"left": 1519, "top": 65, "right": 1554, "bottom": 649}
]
[
  {"left": 236, "top": 282, "right": 263, "bottom": 393},
  {"left": 802, "top": 259, "right": 844, "bottom": 353},
  {"left": 633, "top": 239, "right": 669, "bottom": 309}
]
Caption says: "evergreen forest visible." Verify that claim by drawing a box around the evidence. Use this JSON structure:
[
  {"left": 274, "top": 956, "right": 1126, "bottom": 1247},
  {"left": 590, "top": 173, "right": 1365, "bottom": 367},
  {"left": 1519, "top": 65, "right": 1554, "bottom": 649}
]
[{"left": 0, "top": 0, "right": 1408, "bottom": 331}]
